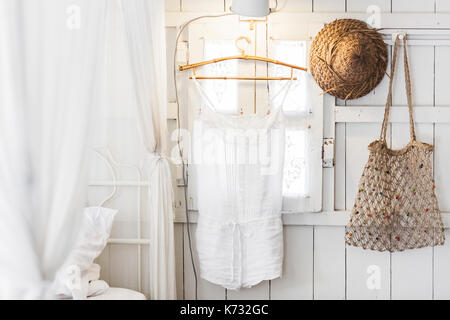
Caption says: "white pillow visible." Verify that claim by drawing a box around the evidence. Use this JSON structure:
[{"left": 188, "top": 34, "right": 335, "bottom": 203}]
[{"left": 53, "top": 207, "right": 117, "bottom": 299}]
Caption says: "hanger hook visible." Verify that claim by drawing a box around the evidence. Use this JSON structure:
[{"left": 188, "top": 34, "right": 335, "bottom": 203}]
[{"left": 235, "top": 36, "right": 251, "bottom": 56}]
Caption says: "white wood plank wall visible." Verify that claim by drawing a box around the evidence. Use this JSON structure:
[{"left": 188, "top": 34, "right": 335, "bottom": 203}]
[{"left": 92, "top": 0, "right": 450, "bottom": 300}]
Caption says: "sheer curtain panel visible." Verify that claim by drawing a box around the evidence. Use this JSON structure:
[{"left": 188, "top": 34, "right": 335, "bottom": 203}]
[
  {"left": 0, "top": 0, "right": 107, "bottom": 298},
  {"left": 119, "top": 0, "right": 177, "bottom": 300}
]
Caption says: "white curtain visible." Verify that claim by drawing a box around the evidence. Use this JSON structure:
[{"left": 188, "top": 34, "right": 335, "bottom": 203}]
[
  {"left": 0, "top": 0, "right": 107, "bottom": 298},
  {"left": 119, "top": 0, "right": 177, "bottom": 299},
  {"left": 0, "top": 0, "right": 44, "bottom": 299}
]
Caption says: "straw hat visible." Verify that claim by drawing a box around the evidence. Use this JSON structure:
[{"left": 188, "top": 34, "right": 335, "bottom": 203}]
[{"left": 309, "top": 19, "right": 388, "bottom": 100}]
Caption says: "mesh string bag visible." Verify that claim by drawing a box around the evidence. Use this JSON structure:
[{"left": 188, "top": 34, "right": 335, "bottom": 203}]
[{"left": 345, "top": 35, "right": 445, "bottom": 252}]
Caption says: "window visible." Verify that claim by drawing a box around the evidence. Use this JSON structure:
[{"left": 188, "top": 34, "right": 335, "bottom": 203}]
[
  {"left": 268, "top": 38, "right": 323, "bottom": 212},
  {"left": 269, "top": 41, "right": 310, "bottom": 115},
  {"left": 201, "top": 40, "right": 238, "bottom": 114},
  {"left": 185, "top": 22, "right": 323, "bottom": 213},
  {"left": 269, "top": 41, "right": 311, "bottom": 199},
  {"left": 284, "top": 128, "right": 309, "bottom": 197}
]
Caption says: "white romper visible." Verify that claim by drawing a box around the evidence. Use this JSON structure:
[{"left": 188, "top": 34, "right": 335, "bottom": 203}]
[{"left": 192, "top": 77, "right": 293, "bottom": 290}]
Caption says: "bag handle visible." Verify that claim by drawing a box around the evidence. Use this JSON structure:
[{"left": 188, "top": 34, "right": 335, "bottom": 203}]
[{"left": 380, "top": 35, "right": 416, "bottom": 142}]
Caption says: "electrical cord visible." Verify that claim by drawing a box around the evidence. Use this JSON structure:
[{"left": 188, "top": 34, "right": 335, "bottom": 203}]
[{"left": 173, "top": 12, "right": 234, "bottom": 300}]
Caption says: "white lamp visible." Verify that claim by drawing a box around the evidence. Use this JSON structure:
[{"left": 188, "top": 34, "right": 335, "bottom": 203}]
[{"left": 231, "top": 0, "right": 270, "bottom": 17}]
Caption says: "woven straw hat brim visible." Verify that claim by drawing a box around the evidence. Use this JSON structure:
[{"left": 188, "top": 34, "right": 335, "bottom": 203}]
[{"left": 309, "top": 19, "right": 388, "bottom": 100}]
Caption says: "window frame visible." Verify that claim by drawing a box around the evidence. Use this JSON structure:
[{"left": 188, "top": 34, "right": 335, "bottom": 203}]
[{"left": 184, "top": 20, "right": 323, "bottom": 213}]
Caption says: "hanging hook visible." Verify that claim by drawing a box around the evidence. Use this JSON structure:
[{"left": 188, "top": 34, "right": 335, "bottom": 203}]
[
  {"left": 392, "top": 32, "right": 406, "bottom": 41},
  {"left": 235, "top": 36, "right": 251, "bottom": 56}
]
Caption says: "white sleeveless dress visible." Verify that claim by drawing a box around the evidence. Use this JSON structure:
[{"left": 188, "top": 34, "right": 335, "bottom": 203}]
[{"left": 192, "top": 77, "right": 292, "bottom": 290}]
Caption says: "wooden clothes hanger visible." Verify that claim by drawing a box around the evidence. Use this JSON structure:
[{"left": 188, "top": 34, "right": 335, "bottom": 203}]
[{"left": 179, "top": 36, "right": 307, "bottom": 80}]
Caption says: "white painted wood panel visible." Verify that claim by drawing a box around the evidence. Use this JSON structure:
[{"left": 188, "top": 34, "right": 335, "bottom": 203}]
[
  {"left": 140, "top": 245, "right": 149, "bottom": 296},
  {"left": 391, "top": 247, "right": 433, "bottom": 299},
  {"left": 174, "top": 224, "right": 185, "bottom": 299},
  {"left": 109, "top": 244, "right": 140, "bottom": 291},
  {"left": 346, "top": 246, "right": 391, "bottom": 299},
  {"left": 271, "top": 226, "right": 314, "bottom": 299},
  {"left": 436, "top": 0, "right": 450, "bottom": 13},
  {"left": 313, "top": 226, "right": 346, "bottom": 299},
  {"left": 392, "top": 0, "right": 435, "bottom": 13},
  {"left": 434, "top": 124, "right": 450, "bottom": 211},
  {"left": 433, "top": 229, "right": 450, "bottom": 299},
  {"left": 346, "top": 0, "right": 391, "bottom": 13},
  {"left": 95, "top": 245, "right": 111, "bottom": 283},
  {"left": 335, "top": 106, "right": 450, "bottom": 123},
  {"left": 392, "top": 46, "right": 434, "bottom": 106},
  {"left": 313, "top": 0, "right": 346, "bottom": 13},
  {"left": 435, "top": 46, "right": 450, "bottom": 106}
]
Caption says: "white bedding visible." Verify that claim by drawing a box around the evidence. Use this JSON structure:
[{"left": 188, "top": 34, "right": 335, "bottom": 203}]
[{"left": 87, "top": 287, "right": 146, "bottom": 300}]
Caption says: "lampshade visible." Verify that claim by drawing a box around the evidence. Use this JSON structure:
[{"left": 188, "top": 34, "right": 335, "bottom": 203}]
[{"left": 231, "top": 0, "right": 270, "bottom": 17}]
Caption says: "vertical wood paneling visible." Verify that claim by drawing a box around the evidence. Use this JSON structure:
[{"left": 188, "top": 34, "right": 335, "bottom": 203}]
[
  {"left": 314, "top": 226, "right": 346, "bottom": 299},
  {"left": 391, "top": 248, "right": 433, "bottom": 299},
  {"left": 140, "top": 245, "right": 149, "bottom": 297},
  {"left": 346, "top": 0, "right": 391, "bottom": 13},
  {"left": 109, "top": 244, "right": 139, "bottom": 291},
  {"left": 390, "top": 123, "right": 434, "bottom": 299},
  {"left": 392, "top": 124, "right": 434, "bottom": 147},
  {"left": 392, "top": 0, "right": 435, "bottom": 13},
  {"left": 346, "top": 246, "right": 391, "bottom": 299},
  {"left": 392, "top": 46, "right": 434, "bottom": 106},
  {"left": 312, "top": 0, "right": 346, "bottom": 12},
  {"left": 436, "top": 0, "right": 450, "bottom": 12},
  {"left": 95, "top": 245, "right": 111, "bottom": 283},
  {"left": 435, "top": 124, "right": 450, "bottom": 211},
  {"left": 433, "top": 229, "right": 450, "bottom": 299},
  {"left": 271, "top": 226, "right": 314, "bottom": 299},
  {"left": 434, "top": 46, "right": 450, "bottom": 106},
  {"left": 174, "top": 223, "right": 185, "bottom": 299}
]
